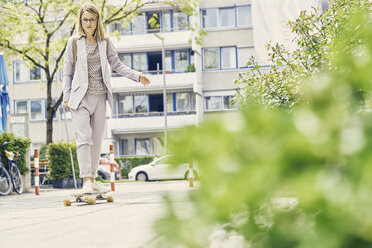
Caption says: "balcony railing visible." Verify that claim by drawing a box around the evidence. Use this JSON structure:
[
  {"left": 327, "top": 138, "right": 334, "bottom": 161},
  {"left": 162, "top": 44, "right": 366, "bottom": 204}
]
[
  {"left": 110, "top": 26, "right": 189, "bottom": 36},
  {"left": 108, "top": 114, "right": 197, "bottom": 134},
  {"left": 112, "top": 110, "right": 197, "bottom": 119},
  {"left": 112, "top": 68, "right": 195, "bottom": 77}
]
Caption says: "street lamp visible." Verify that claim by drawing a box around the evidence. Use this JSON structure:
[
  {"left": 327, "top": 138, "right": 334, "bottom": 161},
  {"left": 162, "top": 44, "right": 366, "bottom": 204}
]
[{"left": 154, "top": 33, "right": 167, "bottom": 154}]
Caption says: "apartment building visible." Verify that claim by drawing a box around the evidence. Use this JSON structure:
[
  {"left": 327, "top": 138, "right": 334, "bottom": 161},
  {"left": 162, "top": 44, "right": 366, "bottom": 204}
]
[{"left": 8, "top": 0, "right": 252, "bottom": 156}]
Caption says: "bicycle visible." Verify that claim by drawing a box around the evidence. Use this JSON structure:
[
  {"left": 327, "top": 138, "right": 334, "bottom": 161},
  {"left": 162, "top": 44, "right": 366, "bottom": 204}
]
[
  {"left": 0, "top": 142, "right": 13, "bottom": 196},
  {"left": 4, "top": 147, "right": 23, "bottom": 194},
  {"left": 0, "top": 141, "right": 23, "bottom": 195}
]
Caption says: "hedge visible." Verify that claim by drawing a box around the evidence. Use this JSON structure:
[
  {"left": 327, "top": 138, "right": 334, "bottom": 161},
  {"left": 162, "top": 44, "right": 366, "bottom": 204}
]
[
  {"left": 0, "top": 132, "right": 31, "bottom": 175},
  {"left": 115, "top": 156, "right": 154, "bottom": 178},
  {"left": 47, "top": 142, "right": 79, "bottom": 181},
  {"left": 30, "top": 144, "right": 47, "bottom": 160}
]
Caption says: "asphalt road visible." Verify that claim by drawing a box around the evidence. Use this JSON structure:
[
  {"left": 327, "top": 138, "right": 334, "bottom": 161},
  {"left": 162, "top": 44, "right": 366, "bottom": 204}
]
[{"left": 0, "top": 180, "right": 196, "bottom": 248}]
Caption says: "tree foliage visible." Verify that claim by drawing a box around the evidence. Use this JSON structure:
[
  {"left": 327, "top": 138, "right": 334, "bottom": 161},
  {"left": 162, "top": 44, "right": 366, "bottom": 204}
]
[
  {"left": 155, "top": 2, "right": 372, "bottom": 247},
  {"left": 235, "top": 0, "right": 371, "bottom": 110}
]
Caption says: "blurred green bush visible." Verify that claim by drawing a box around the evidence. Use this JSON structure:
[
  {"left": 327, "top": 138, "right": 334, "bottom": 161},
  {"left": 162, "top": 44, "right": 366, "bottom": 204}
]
[
  {"left": 115, "top": 156, "right": 154, "bottom": 178},
  {"left": 0, "top": 132, "right": 31, "bottom": 175},
  {"left": 47, "top": 142, "right": 79, "bottom": 181},
  {"left": 155, "top": 2, "right": 372, "bottom": 248}
]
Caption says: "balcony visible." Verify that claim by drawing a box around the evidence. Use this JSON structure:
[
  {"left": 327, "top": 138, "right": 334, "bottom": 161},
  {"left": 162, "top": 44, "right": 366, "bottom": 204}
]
[
  {"left": 110, "top": 30, "right": 193, "bottom": 52},
  {"left": 110, "top": 71, "right": 196, "bottom": 93},
  {"left": 107, "top": 114, "right": 197, "bottom": 135}
]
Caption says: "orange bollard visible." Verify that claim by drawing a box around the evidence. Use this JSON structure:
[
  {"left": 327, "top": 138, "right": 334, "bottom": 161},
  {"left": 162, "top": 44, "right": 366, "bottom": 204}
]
[
  {"left": 34, "top": 148, "right": 39, "bottom": 195},
  {"left": 189, "top": 161, "right": 194, "bottom": 187},
  {"left": 109, "top": 144, "right": 115, "bottom": 191}
]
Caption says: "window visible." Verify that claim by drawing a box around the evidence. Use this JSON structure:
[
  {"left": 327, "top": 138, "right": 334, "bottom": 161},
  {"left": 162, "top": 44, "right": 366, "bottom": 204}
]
[
  {"left": 133, "top": 53, "right": 147, "bottom": 72},
  {"left": 14, "top": 61, "right": 28, "bottom": 82},
  {"left": 121, "top": 139, "right": 129, "bottom": 155},
  {"left": 16, "top": 101, "right": 27, "bottom": 114},
  {"left": 237, "top": 6, "right": 252, "bottom": 27},
  {"left": 115, "top": 49, "right": 194, "bottom": 75},
  {"left": 203, "top": 47, "right": 240, "bottom": 70},
  {"left": 174, "top": 51, "right": 189, "bottom": 72},
  {"left": 30, "top": 100, "right": 43, "bottom": 120},
  {"left": 148, "top": 52, "right": 162, "bottom": 73},
  {"left": 223, "top": 96, "right": 236, "bottom": 110},
  {"left": 134, "top": 95, "right": 148, "bottom": 114},
  {"left": 132, "top": 14, "right": 146, "bottom": 34},
  {"left": 238, "top": 47, "right": 255, "bottom": 68},
  {"left": 149, "top": 94, "right": 163, "bottom": 113},
  {"left": 163, "top": 11, "right": 172, "bottom": 32},
  {"left": 174, "top": 12, "right": 188, "bottom": 31},
  {"left": 155, "top": 156, "right": 170, "bottom": 164},
  {"left": 191, "top": 93, "right": 196, "bottom": 111},
  {"left": 321, "top": 0, "right": 329, "bottom": 11},
  {"left": 53, "top": 70, "right": 63, "bottom": 82},
  {"left": 56, "top": 23, "right": 71, "bottom": 40},
  {"left": 119, "top": 95, "right": 133, "bottom": 116},
  {"left": 165, "top": 51, "right": 172, "bottom": 72},
  {"left": 203, "top": 48, "right": 219, "bottom": 70},
  {"left": 202, "top": 6, "right": 251, "bottom": 29},
  {"left": 167, "top": 93, "right": 173, "bottom": 112},
  {"left": 136, "top": 139, "right": 152, "bottom": 155},
  {"left": 202, "top": 9, "right": 217, "bottom": 28},
  {"left": 205, "top": 96, "right": 222, "bottom": 111},
  {"left": 119, "top": 54, "right": 132, "bottom": 68},
  {"left": 221, "top": 47, "right": 236, "bottom": 69},
  {"left": 45, "top": 99, "right": 57, "bottom": 119},
  {"left": 147, "top": 12, "right": 161, "bottom": 33},
  {"left": 110, "top": 22, "right": 131, "bottom": 35},
  {"left": 220, "top": 8, "right": 235, "bottom": 27},
  {"left": 30, "top": 67, "right": 41, "bottom": 81},
  {"left": 176, "top": 92, "right": 190, "bottom": 112}
]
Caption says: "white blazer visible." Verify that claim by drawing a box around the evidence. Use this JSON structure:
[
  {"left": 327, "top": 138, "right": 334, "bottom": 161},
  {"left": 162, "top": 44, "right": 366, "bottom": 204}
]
[{"left": 63, "top": 36, "right": 141, "bottom": 110}]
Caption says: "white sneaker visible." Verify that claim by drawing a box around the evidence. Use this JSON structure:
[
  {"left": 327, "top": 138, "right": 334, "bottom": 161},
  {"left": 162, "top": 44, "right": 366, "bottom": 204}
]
[
  {"left": 92, "top": 181, "right": 110, "bottom": 193},
  {"left": 81, "top": 180, "right": 93, "bottom": 194}
]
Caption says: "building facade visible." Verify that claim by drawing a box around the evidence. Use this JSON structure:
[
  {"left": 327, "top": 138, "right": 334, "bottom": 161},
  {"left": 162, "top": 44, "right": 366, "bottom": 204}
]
[{"left": 8, "top": 0, "right": 253, "bottom": 156}]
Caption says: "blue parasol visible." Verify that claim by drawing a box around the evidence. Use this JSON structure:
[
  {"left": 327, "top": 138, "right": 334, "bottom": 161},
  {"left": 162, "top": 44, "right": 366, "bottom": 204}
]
[{"left": 0, "top": 54, "right": 10, "bottom": 133}]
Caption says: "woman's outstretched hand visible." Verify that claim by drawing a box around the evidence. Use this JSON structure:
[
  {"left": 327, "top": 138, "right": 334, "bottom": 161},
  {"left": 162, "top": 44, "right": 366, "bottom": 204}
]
[
  {"left": 139, "top": 74, "right": 150, "bottom": 86},
  {"left": 64, "top": 101, "right": 70, "bottom": 112}
]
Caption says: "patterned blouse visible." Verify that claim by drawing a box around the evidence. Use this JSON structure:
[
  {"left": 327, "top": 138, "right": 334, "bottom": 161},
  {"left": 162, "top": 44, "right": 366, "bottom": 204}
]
[{"left": 86, "top": 44, "right": 107, "bottom": 95}]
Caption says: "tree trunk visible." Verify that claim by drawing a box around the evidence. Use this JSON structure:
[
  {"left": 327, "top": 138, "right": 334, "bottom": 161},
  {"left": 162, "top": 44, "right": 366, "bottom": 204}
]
[
  {"left": 46, "top": 114, "right": 53, "bottom": 144},
  {"left": 46, "top": 77, "right": 53, "bottom": 144}
]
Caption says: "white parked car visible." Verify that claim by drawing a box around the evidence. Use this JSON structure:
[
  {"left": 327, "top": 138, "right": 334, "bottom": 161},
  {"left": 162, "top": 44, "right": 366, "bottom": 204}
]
[{"left": 128, "top": 155, "right": 197, "bottom": 181}]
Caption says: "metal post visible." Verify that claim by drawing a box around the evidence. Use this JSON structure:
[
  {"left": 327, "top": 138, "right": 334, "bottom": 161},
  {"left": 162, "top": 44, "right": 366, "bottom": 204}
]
[
  {"left": 63, "top": 107, "right": 77, "bottom": 189},
  {"left": 154, "top": 33, "right": 167, "bottom": 154},
  {"left": 161, "top": 39, "right": 167, "bottom": 154}
]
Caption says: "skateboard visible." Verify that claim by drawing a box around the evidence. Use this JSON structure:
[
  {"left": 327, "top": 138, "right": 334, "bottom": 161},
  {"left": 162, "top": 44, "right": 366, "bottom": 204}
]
[{"left": 63, "top": 191, "right": 114, "bottom": 206}]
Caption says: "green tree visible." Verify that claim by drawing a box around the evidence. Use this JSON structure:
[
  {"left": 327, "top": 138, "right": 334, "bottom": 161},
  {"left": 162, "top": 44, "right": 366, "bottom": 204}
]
[
  {"left": 0, "top": 0, "right": 200, "bottom": 144},
  {"left": 155, "top": 3, "right": 372, "bottom": 247},
  {"left": 235, "top": 0, "right": 371, "bottom": 110}
]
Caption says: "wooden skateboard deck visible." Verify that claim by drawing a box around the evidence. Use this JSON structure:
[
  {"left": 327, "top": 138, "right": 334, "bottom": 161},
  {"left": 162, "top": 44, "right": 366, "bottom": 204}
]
[{"left": 63, "top": 191, "right": 114, "bottom": 206}]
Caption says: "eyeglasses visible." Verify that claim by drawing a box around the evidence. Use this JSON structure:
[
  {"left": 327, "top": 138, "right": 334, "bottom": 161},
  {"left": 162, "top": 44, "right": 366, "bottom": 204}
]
[{"left": 81, "top": 18, "right": 97, "bottom": 24}]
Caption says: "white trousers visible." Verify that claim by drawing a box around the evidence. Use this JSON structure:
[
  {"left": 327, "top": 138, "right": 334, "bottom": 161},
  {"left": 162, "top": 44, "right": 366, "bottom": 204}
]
[{"left": 71, "top": 93, "right": 106, "bottom": 178}]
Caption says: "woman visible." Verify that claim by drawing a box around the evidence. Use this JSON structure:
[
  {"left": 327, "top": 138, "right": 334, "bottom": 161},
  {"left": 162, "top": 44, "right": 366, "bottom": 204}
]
[{"left": 63, "top": 3, "right": 150, "bottom": 193}]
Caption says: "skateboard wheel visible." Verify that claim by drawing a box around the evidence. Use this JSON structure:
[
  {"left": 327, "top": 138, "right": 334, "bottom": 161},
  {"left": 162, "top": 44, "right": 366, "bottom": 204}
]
[
  {"left": 106, "top": 195, "right": 114, "bottom": 203},
  {"left": 87, "top": 196, "right": 96, "bottom": 205},
  {"left": 63, "top": 199, "right": 71, "bottom": 207}
]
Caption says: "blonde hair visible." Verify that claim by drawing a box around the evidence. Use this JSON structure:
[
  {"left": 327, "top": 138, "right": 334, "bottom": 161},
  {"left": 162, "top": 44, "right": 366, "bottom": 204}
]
[{"left": 76, "top": 3, "right": 105, "bottom": 40}]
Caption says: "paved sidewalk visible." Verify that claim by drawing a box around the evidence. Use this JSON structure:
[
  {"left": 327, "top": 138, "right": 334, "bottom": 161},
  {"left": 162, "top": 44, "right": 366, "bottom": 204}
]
[{"left": 0, "top": 181, "right": 195, "bottom": 248}]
